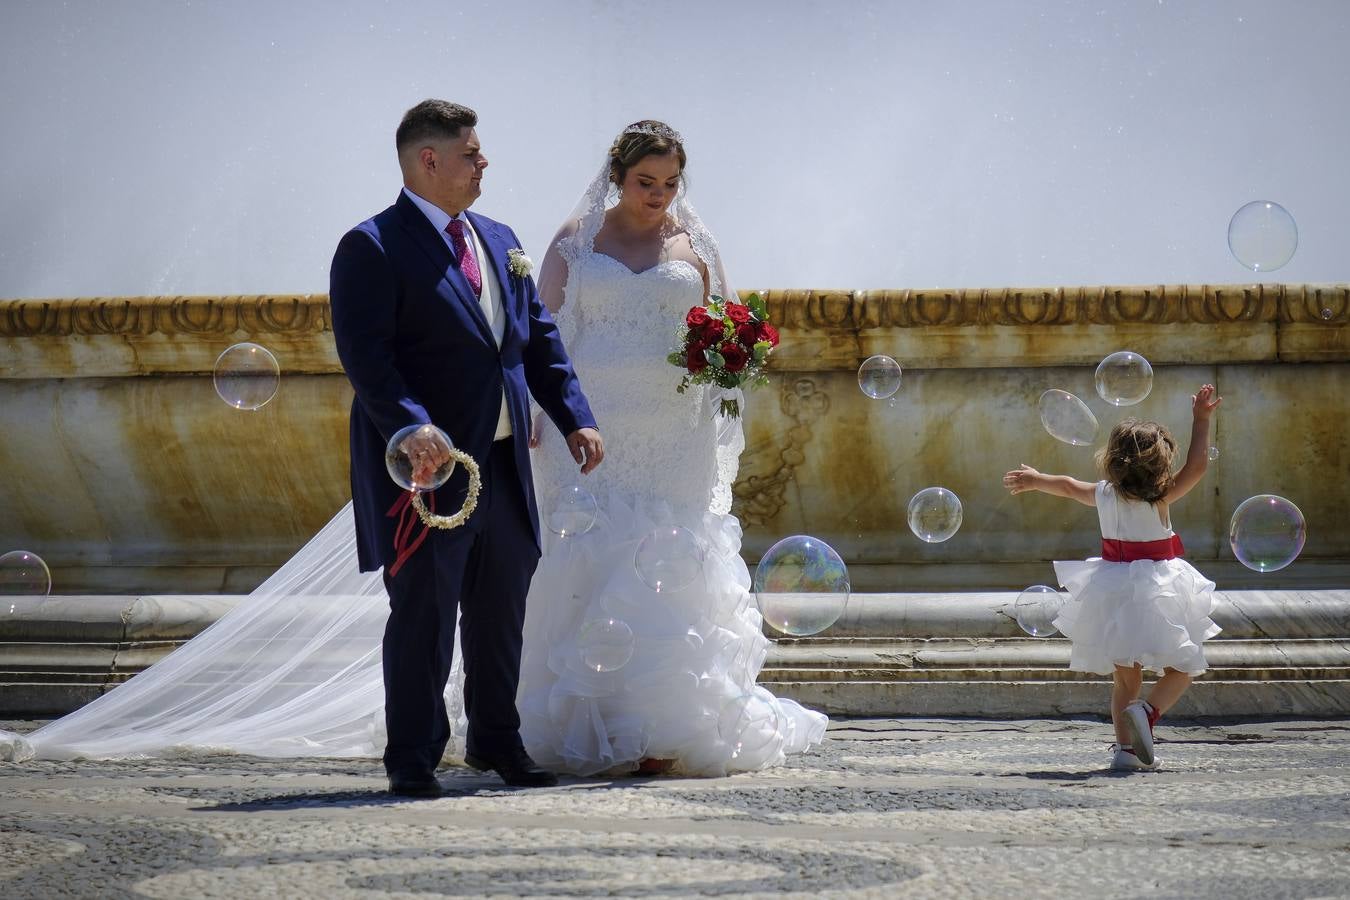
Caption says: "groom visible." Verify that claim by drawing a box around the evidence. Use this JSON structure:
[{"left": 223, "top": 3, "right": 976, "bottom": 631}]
[{"left": 330, "top": 100, "right": 602, "bottom": 796}]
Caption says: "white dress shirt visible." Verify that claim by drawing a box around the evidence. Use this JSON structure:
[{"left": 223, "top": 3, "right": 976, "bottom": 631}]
[{"left": 402, "top": 187, "right": 512, "bottom": 439}]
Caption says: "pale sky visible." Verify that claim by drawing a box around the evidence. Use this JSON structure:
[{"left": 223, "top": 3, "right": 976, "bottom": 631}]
[{"left": 1, "top": 0, "right": 1347, "bottom": 298}]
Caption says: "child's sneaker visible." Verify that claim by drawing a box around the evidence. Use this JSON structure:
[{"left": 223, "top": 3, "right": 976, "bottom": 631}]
[
  {"left": 1122, "top": 699, "right": 1157, "bottom": 765},
  {"left": 1110, "top": 743, "right": 1158, "bottom": 771}
]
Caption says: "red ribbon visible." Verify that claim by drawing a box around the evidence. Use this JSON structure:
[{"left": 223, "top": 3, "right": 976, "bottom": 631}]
[
  {"left": 1101, "top": 534, "right": 1184, "bottom": 562},
  {"left": 385, "top": 490, "right": 435, "bottom": 578}
]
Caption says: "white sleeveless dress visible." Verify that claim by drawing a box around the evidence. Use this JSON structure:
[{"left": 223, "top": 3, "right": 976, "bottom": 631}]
[
  {"left": 517, "top": 251, "right": 827, "bottom": 775},
  {"left": 1052, "top": 481, "right": 1220, "bottom": 676}
]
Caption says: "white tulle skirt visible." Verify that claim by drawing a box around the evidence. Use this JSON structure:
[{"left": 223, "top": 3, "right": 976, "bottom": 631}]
[
  {"left": 1052, "top": 557, "right": 1221, "bottom": 676},
  {"left": 517, "top": 489, "right": 827, "bottom": 776}
]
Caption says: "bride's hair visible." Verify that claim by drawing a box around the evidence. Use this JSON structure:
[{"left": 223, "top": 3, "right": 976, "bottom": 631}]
[{"left": 609, "top": 120, "right": 686, "bottom": 186}]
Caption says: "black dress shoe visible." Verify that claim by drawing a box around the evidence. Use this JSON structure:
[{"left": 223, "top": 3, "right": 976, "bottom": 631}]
[
  {"left": 388, "top": 776, "right": 443, "bottom": 798},
  {"left": 464, "top": 749, "right": 558, "bottom": 787}
]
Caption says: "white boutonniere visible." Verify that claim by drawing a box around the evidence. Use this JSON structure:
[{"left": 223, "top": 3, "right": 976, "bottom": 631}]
[{"left": 506, "top": 248, "right": 533, "bottom": 278}]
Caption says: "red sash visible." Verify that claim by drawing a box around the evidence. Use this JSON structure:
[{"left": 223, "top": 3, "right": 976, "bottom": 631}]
[{"left": 1101, "top": 534, "right": 1184, "bottom": 562}]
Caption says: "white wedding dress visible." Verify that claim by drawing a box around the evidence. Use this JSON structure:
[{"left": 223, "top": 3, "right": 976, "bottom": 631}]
[{"left": 517, "top": 248, "right": 826, "bottom": 775}]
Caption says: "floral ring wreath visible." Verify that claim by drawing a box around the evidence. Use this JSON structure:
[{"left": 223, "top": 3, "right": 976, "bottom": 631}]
[{"left": 409, "top": 447, "right": 482, "bottom": 530}]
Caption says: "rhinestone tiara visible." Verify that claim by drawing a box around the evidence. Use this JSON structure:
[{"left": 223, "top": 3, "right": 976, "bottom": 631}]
[{"left": 621, "top": 122, "right": 682, "bottom": 143}]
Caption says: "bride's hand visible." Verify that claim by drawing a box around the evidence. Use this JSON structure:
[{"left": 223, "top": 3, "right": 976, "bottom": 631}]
[{"left": 528, "top": 411, "right": 545, "bottom": 449}]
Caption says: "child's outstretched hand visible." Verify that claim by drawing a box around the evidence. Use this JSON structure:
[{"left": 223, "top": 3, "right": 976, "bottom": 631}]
[
  {"left": 1192, "top": 383, "right": 1222, "bottom": 419},
  {"left": 1003, "top": 464, "right": 1041, "bottom": 495}
]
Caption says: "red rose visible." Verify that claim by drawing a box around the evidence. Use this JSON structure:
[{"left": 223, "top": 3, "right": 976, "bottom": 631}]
[
  {"left": 735, "top": 322, "right": 759, "bottom": 347},
  {"left": 687, "top": 348, "right": 709, "bottom": 373},
  {"left": 724, "top": 302, "right": 752, "bottom": 325},
  {"left": 686, "top": 306, "right": 711, "bottom": 329},
  {"left": 756, "top": 322, "right": 780, "bottom": 347},
  {"left": 698, "top": 319, "right": 725, "bottom": 344},
  {"left": 719, "top": 341, "right": 749, "bottom": 373}
]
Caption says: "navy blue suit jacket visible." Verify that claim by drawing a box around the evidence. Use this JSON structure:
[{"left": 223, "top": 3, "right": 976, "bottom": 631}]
[{"left": 330, "top": 191, "right": 595, "bottom": 572}]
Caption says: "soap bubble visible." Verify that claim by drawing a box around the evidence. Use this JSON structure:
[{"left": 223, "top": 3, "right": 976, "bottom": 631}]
[
  {"left": 578, "top": 618, "right": 634, "bottom": 672},
  {"left": 858, "top": 355, "right": 902, "bottom": 400},
  {"left": 753, "top": 535, "right": 850, "bottom": 636},
  {"left": 1228, "top": 200, "right": 1297, "bottom": 272},
  {"left": 634, "top": 526, "right": 703, "bottom": 592},
  {"left": 717, "top": 691, "right": 782, "bottom": 759},
  {"left": 1038, "top": 389, "right": 1099, "bottom": 446},
  {"left": 1094, "top": 351, "right": 1153, "bottom": 406},
  {"left": 213, "top": 342, "right": 279, "bottom": 410},
  {"left": 0, "top": 550, "right": 51, "bottom": 597},
  {"left": 1229, "top": 494, "right": 1306, "bottom": 573},
  {"left": 1208, "top": 445, "right": 1220, "bottom": 461},
  {"left": 385, "top": 424, "right": 456, "bottom": 492},
  {"left": 907, "top": 487, "right": 963, "bottom": 543},
  {"left": 547, "top": 485, "right": 598, "bottom": 537},
  {"left": 1015, "top": 585, "right": 1065, "bottom": 637}
]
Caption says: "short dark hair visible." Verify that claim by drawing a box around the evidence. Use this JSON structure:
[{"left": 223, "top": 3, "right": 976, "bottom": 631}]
[{"left": 396, "top": 100, "right": 477, "bottom": 154}]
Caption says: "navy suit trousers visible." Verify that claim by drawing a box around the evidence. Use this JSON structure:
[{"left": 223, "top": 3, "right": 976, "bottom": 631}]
[{"left": 380, "top": 439, "right": 540, "bottom": 779}]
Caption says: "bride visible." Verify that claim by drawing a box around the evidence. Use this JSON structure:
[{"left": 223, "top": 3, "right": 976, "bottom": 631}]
[
  {"left": 0, "top": 121, "right": 827, "bottom": 776},
  {"left": 519, "top": 121, "right": 825, "bottom": 775}
]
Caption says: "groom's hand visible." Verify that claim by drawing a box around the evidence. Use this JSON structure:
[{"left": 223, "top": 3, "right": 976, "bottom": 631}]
[{"left": 566, "top": 427, "right": 604, "bottom": 475}]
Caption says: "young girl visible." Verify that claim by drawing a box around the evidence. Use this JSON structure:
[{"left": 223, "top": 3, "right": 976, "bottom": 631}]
[{"left": 1004, "top": 384, "right": 1223, "bottom": 771}]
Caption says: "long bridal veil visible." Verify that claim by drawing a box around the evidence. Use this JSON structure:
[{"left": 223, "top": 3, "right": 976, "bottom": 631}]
[{"left": 0, "top": 507, "right": 413, "bottom": 761}]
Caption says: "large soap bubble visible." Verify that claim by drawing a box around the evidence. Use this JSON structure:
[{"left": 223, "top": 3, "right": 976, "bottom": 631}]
[
  {"left": 1229, "top": 494, "right": 1306, "bottom": 573},
  {"left": 1094, "top": 351, "right": 1153, "bottom": 406},
  {"left": 578, "top": 618, "right": 635, "bottom": 672},
  {"left": 857, "top": 355, "right": 902, "bottom": 400},
  {"left": 213, "top": 342, "right": 279, "bottom": 410},
  {"left": 753, "top": 535, "right": 850, "bottom": 636},
  {"left": 385, "top": 424, "right": 456, "bottom": 492},
  {"left": 1014, "top": 585, "right": 1065, "bottom": 637},
  {"left": 1038, "top": 389, "right": 1099, "bottom": 446},
  {"left": 1228, "top": 200, "right": 1298, "bottom": 273},
  {"left": 0, "top": 550, "right": 51, "bottom": 597},
  {"left": 907, "top": 487, "right": 963, "bottom": 543},
  {"left": 634, "top": 526, "right": 703, "bottom": 593},
  {"left": 547, "top": 485, "right": 598, "bottom": 537}
]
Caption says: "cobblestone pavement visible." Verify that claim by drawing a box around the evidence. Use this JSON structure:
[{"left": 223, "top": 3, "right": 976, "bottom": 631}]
[{"left": 2, "top": 717, "right": 1348, "bottom": 899}]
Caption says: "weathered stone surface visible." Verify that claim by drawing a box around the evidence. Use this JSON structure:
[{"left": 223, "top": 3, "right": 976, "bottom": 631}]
[
  {"left": 1, "top": 288, "right": 1346, "bottom": 593},
  {"left": 1, "top": 716, "right": 1347, "bottom": 898}
]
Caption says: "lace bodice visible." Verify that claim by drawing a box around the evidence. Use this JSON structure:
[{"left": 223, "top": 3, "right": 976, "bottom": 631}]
[{"left": 535, "top": 250, "right": 730, "bottom": 521}]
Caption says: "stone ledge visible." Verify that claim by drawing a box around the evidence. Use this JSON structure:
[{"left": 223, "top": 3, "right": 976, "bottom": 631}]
[
  {"left": 3, "top": 284, "right": 1346, "bottom": 377},
  {"left": 770, "top": 678, "right": 1350, "bottom": 717}
]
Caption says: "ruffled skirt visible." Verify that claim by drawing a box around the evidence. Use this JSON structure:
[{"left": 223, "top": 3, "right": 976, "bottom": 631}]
[
  {"left": 1052, "top": 557, "right": 1221, "bottom": 676},
  {"left": 516, "top": 490, "right": 827, "bottom": 776}
]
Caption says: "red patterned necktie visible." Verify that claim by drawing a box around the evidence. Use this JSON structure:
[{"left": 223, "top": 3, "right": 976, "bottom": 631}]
[{"left": 445, "top": 218, "right": 482, "bottom": 298}]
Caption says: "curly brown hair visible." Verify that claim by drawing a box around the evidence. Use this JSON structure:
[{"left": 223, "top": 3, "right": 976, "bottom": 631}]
[
  {"left": 1095, "top": 418, "right": 1178, "bottom": 503},
  {"left": 608, "top": 121, "right": 686, "bottom": 186}
]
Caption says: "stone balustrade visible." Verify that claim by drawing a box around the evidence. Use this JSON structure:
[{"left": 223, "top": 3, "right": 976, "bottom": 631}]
[{"left": 2, "top": 285, "right": 1347, "bottom": 594}]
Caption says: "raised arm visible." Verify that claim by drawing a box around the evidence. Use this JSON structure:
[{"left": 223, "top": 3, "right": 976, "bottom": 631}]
[
  {"left": 1162, "top": 383, "right": 1222, "bottom": 505},
  {"left": 1003, "top": 464, "right": 1098, "bottom": 507}
]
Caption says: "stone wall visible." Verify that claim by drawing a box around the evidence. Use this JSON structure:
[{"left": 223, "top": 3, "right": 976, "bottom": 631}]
[{"left": 1, "top": 286, "right": 1347, "bottom": 593}]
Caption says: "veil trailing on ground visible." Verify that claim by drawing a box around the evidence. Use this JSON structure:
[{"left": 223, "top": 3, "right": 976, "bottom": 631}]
[{"left": 0, "top": 508, "right": 412, "bottom": 761}]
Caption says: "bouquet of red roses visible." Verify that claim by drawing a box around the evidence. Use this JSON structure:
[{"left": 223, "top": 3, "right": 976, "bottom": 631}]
[{"left": 667, "top": 293, "right": 779, "bottom": 419}]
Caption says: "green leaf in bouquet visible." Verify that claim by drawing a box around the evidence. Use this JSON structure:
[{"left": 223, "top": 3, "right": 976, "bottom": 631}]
[
  {"left": 667, "top": 351, "right": 686, "bottom": 367},
  {"left": 752, "top": 342, "right": 770, "bottom": 363},
  {"left": 746, "top": 292, "right": 768, "bottom": 321},
  {"left": 705, "top": 348, "right": 726, "bottom": 367}
]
